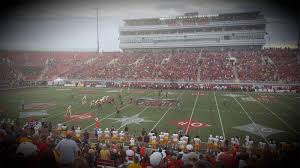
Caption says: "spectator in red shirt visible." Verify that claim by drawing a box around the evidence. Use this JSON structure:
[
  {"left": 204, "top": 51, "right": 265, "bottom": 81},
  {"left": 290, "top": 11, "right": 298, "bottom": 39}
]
[
  {"left": 176, "top": 154, "right": 184, "bottom": 168},
  {"left": 140, "top": 154, "right": 151, "bottom": 168},
  {"left": 32, "top": 134, "right": 48, "bottom": 155},
  {"left": 216, "top": 147, "right": 234, "bottom": 168}
]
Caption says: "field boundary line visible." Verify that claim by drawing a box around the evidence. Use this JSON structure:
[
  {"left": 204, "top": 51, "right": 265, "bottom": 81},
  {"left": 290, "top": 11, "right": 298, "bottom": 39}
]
[
  {"left": 214, "top": 91, "right": 226, "bottom": 140},
  {"left": 185, "top": 94, "right": 199, "bottom": 135},
  {"left": 231, "top": 94, "right": 269, "bottom": 144},
  {"left": 246, "top": 92, "right": 298, "bottom": 135}
]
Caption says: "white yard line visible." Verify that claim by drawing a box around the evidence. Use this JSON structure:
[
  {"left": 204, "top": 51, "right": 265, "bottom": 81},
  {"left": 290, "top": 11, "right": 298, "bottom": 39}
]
[
  {"left": 231, "top": 94, "right": 269, "bottom": 144},
  {"left": 149, "top": 91, "right": 185, "bottom": 133},
  {"left": 246, "top": 92, "right": 299, "bottom": 135},
  {"left": 185, "top": 94, "right": 199, "bottom": 135},
  {"left": 214, "top": 91, "right": 226, "bottom": 140},
  {"left": 149, "top": 107, "right": 172, "bottom": 133}
]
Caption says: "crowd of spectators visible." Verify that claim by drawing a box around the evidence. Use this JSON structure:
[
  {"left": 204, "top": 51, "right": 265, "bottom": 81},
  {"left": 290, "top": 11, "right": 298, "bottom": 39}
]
[
  {"left": 235, "top": 48, "right": 300, "bottom": 82},
  {"left": 0, "top": 118, "right": 299, "bottom": 168},
  {"left": 46, "top": 49, "right": 300, "bottom": 83},
  {"left": 0, "top": 48, "right": 299, "bottom": 84}
]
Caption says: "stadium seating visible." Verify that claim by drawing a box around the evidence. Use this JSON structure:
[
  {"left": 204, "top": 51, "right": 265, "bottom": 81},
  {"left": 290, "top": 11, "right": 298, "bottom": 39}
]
[{"left": 0, "top": 48, "right": 299, "bottom": 83}]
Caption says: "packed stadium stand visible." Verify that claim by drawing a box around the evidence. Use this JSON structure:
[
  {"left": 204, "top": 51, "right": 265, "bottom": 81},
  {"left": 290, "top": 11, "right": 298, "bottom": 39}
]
[{"left": 0, "top": 48, "right": 299, "bottom": 84}]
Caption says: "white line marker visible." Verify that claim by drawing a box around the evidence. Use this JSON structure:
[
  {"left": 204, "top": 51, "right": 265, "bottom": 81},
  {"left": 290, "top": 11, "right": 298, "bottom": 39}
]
[
  {"left": 231, "top": 94, "right": 269, "bottom": 144},
  {"left": 149, "top": 107, "right": 172, "bottom": 133},
  {"left": 214, "top": 91, "right": 226, "bottom": 140},
  {"left": 246, "top": 92, "right": 299, "bottom": 135},
  {"left": 149, "top": 91, "right": 185, "bottom": 133},
  {"left": 185, "top": 94, "right": 199, "bottom": 135}
]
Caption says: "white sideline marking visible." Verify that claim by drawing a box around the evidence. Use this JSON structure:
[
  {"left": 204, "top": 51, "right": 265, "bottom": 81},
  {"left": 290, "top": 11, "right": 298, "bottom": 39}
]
[
  {"left": 185, "top": 94, "right": 199, "bottom": 135},
  {"left": 246, "top": 92, "right": 299, "bottom": 135},
  {"left": 231, "top": 94, "right": 269, "bottom": 144},
  {"left": 214, "top": 91, "right": 226, "bottom": 140},
  {"left": 149, "top": 91, "right": 185, "bottom": 133}
]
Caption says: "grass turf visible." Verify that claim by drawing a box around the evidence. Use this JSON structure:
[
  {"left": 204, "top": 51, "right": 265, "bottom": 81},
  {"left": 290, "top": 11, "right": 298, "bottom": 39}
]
[{"left": 0, "top": 86, "right": 299, "bottom": 143}]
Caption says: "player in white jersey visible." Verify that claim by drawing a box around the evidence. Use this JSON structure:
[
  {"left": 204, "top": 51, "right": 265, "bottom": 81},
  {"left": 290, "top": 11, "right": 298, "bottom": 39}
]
[
  {"left": 244, "top": 135, "right": 250, "bottom": 149},
  {"left": 119, "top": 131, "right": 125, "bottom": 143},
  {"left": 207, "top": 135, "right": 214, "bottom": 152},
  {"left": 75, "top": 126, "right": 81, "bottom": 138},
  {"left": 172, "top": 133, "right": 179, "bottom": 149},
  {"left": 66, "top": 105, "right": 72, "bottom": 116},
  {"left": 159, "top": 134, "right": 165, "bottom": 146},
  {"left": 112, "top": 130, "right": 118, "bottom": 142},
  {"left": 57, "top": 123, "right": 62, "bottom": 131},
  {"left": 97, "top": 128, "right": 103, "bottom": 141},
  {"left": 219, "top": 136, "right": 225, "bottom": 148},
  {"left": 104, "top": 128, "right": 110, "bottom": 143},
  {"left": 90, "top": 100, "right": 96, "bottom": 108},
  {"left": 182, "top": 136, "right": 189, "bottom": 144},
  {"left": 213, "top": 136, "right": 220, "bottom": 150},
  {"left": 178, "top": 138, "right": 186, "bottom": 152},
  {"left": 34, "top": 124, "right": 40, "bottom": 135},
  {"left": 130, "top": 137, "right": 135, "bottom": 146},
  {"left": 82, "top": 95, "right": 87, "bottom": 106},
  {"left": 163, "top": 132, "right": 169, "bottom": 146},
  {"left": 150, "top": 136, "right": 157, "bottom": 150},
  {"left": 193, "top": 137, "right": 201, "bottom": 152}
]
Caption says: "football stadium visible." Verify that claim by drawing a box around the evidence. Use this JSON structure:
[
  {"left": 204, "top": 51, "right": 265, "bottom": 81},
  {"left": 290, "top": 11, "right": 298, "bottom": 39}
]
[{"left": 0, "top": 0, "right": 299, "bottom": 168}]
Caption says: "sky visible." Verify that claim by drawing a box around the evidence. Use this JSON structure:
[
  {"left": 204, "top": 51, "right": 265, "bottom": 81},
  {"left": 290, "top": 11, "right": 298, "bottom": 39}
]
[{"left": 0, "top": 0, "right": 299, "bottom": 51}]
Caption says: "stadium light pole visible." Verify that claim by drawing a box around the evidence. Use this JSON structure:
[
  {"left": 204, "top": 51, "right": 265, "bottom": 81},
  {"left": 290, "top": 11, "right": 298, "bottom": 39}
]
[
  {"left": 298, "top": 23, "right": 300, "bottom": 51},
  {"left": 96, "top": 8, "right": 100, "bottom": 53}
]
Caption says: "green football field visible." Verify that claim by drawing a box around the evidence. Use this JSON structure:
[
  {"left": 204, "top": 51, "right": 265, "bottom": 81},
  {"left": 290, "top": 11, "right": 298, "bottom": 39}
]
[{"left": 0, "top": 87, "right": 299, "bottom": 143}]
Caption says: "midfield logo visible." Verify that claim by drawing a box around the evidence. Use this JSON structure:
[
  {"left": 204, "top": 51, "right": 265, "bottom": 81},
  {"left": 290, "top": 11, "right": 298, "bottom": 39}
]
[
  {"left": 108, "top": 113, "right": 155, "bottom": 127},
  {"left": 233, "top": 123, "right": 284, "bottom": 137}
]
